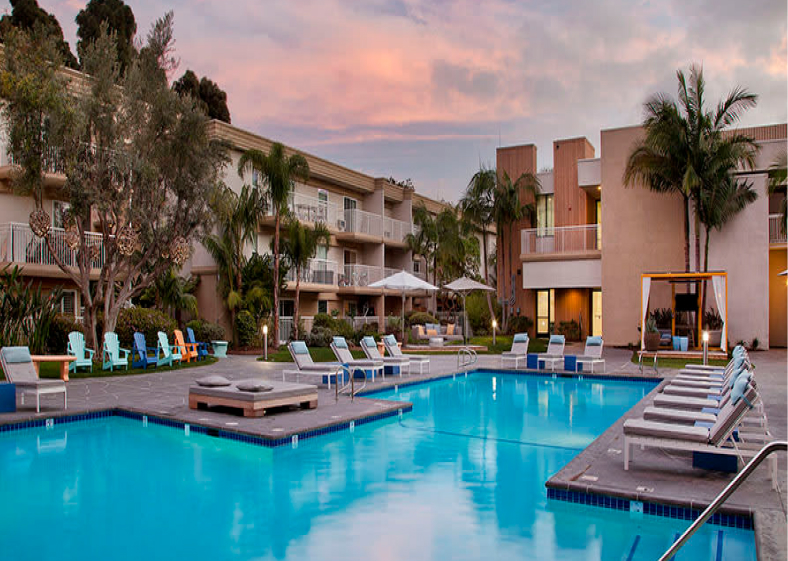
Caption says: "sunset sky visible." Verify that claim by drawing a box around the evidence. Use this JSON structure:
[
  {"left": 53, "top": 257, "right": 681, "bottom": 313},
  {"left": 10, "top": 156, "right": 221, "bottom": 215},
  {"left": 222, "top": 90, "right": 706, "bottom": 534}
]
[{"left": 44, "top": 0, "right": 787, "bottom": 202}]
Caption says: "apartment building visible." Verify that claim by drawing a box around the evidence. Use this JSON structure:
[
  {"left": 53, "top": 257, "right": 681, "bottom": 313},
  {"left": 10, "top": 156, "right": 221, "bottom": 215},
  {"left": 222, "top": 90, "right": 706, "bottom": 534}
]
[{"left": 498, "top": 123, "right": 787, "bottom": 349}]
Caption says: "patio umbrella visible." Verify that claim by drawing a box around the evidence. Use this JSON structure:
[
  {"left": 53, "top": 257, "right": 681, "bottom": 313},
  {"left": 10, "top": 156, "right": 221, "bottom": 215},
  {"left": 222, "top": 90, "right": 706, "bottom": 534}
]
[
  {"left": 368, "top": 270, "right": 439, "bottom": 343},
  {"left": 779, "top": 270, "right": 787, "bottom": 276},
  {"left": 443, "top": 277, "right": 495, "bottom": 345}
]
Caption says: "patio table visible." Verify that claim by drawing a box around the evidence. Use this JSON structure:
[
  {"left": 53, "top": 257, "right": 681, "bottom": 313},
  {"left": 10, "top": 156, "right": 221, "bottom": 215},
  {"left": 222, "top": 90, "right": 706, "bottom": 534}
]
[{"left": 31, "top": 355, "right": 77, "bottom": 382}]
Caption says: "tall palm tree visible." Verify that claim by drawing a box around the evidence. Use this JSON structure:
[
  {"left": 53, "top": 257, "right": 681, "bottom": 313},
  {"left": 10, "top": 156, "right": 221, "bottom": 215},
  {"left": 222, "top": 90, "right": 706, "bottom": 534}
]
[
  {"left": 461, "top": 166, "right": 496, "bottom": 317},
  {"left": 141, "top": 267, "right": 199, "bottom": 322},
  {"left": 405, "top": 204, "right": 439, "bottom": 286},
  {"left": 625, "top": 65, "right": 758, "bottom": 272},
  {"left": 281, "top": 219, "right": 331, "bottom": 339},
  {"left": 493, "top": 170, "right": 539, "bottom": 332},
  {"left": 203, "top": 185, "right": 258, "bottom": 346},
  {"left": 435, "top": 205, "right": 480, "bottom": 283},
  {"left": 238, "top": 142, "right": 309, "bottom": 349},
  {"left": 768, "top": 149, "right": 787, "bottom": 234}
]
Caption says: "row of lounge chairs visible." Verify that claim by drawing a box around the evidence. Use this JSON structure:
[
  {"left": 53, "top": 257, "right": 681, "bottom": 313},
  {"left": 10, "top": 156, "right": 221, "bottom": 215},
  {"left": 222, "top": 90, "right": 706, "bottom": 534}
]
[
  {"left": 501, "top": 334, "right": 605, "bottom": 373},
  {"left": 623, "top": 346, "right": 776, "bottom": 482}
]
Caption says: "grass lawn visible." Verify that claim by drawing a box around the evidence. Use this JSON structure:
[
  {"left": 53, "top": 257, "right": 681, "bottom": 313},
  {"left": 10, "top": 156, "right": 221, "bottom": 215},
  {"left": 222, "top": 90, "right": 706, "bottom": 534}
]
[
  {"left": 468, "top": 335, "right": 548, "bottom": 355},
  {"left": 0, "top": 356, "right": 218, "bottom": 381},
  {"left": 260, "top": 347, "right": 365, "bottom": 363},
  {"left": 629, "top": 351, "right": 728, "bottom": 370}
]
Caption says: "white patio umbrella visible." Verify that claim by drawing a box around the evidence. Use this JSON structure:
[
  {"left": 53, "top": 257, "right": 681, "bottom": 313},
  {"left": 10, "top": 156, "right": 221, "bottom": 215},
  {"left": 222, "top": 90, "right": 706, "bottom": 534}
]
[
  {"left": 368, "top": 270, "right": 439, "bottom": 343},
  {"left": 443, "top": 277, "right": 495, "bottom": 345}
]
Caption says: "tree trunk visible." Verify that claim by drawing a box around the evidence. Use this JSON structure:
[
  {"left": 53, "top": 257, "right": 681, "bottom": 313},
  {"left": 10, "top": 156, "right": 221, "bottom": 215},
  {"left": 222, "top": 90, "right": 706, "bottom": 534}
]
[
  {"left": 701, "top": 226, "right": 711, "bottom": 326},
  {"left": 505, "top": 222, "right": 515, "bottom": 332},
  {"left": 293, "top": 267, "right": 301, "bottom": 340},
  {"left": 83, "top": 304, "right": 99, "bottom": 353},
  {"left": 694, "top": 213, "right": 701, "bottom": 272},
  {"left": 482, "top": 230, "right": 495, "bottom": 321},
  {"left": 273, "top": 211, "right": 280, "bottom": 349},
  {"left": 683, "top": 196, "right": 690, "bottom": 273}
]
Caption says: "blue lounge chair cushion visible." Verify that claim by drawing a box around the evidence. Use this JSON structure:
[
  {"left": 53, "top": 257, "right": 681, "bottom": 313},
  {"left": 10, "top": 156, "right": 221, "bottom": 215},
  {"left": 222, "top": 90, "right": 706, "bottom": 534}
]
[
  {"left": 196, "top": 375, "right": 231, "bottom": 387},
  {"left": 728, "top": 366, "right": 747, "bottom": 388},
  {"left": 731, "top": 376, "right": 751, "bottom": 405},
  {"left": 383, "top": 334, "right": 397, "bottom": 346},
  {"left": 549, "top": 335, "right": 565, "bottom": 345},
  {"left": 291, "top": 341, "right": 309, "bottom": 355},
  {"left": 586, "top": 336, "right": 603, "bottom": 346},
  {"left": 333, "top": 337, "right": 348, "bottom": 349},
  {"left": 3, "top": 347, "right": 31, "bottom": 363},
  {"left": 513, "top": 333, "right": 529, "bottom": 343},
  {"left": 362, "top": 336, "right": 376, "bottom": 348}
]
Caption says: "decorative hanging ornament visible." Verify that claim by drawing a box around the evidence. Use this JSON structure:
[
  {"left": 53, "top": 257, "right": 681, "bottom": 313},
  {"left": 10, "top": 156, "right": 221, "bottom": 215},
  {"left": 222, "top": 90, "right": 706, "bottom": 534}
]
[
  {"left": 89, "top": 244, "right": 102, "bottom": 262},
  {"left": 117, "top": 225, "right": 138, "bottom": 256},
  {"left": 170, "top": 236, "right": 190, "bottom": 265},
  {"left": 29, "top": 208, "right": 51, "bottom": 238},
  {"left": 65, "top": 225, "right": 80, "bottom": 250}
]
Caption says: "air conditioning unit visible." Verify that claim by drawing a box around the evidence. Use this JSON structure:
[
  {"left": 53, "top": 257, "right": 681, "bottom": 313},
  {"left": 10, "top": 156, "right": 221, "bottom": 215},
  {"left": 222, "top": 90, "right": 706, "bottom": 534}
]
[{"left": 336, "top": 218, "right": 346, "bottom": 231}]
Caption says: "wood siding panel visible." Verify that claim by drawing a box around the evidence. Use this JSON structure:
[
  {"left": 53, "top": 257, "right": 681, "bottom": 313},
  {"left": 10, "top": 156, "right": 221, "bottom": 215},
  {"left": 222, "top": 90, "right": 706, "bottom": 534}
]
[{"left": 553, "top": 138, "right": 595, "bottom": 228}]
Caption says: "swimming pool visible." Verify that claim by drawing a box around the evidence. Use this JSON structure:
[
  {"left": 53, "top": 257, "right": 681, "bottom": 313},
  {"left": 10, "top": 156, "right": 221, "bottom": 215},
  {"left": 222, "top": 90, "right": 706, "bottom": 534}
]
[{"left": 0, "top": 372, "right": 755, "bottom": 560}]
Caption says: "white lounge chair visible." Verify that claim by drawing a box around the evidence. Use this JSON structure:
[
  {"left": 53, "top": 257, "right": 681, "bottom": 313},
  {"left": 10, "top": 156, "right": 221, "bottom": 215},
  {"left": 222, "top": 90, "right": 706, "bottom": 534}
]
[
  {"left": 537, "top": 335, "right": 565, "bottom": 372},
  {"left": 382, "top": 335, "right": 430, "bottom": 374},
  {"left": 360, "top": 337, "right": 409, "bottom": 376},
  {"left": 330, "top": 337, "right": 384, "bottom": 382},
  {"left": 1, "top": 346, "right": 67, "bottom": 413},
  {"left": 501, "top": 333, "right": 529, "bottom": 369},
  {"left": 662, "top": 366, "right": 752, "bottom": 399},
  {"left": 283, "top": 341, "right": 344, "bottom": 389},
  {"left": 575, "top": 336, "right": 605, "bottom": 373}
]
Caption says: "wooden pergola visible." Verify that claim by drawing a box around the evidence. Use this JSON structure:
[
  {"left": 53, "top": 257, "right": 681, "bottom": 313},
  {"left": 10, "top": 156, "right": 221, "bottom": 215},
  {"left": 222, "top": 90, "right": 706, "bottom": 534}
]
[{"left": 640, "top": 271, "right": 728, "bottom": 352}]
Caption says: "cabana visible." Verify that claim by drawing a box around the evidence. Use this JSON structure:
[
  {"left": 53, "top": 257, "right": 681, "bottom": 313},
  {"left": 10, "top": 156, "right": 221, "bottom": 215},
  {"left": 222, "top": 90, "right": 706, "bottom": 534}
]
[{"left": 640, "top": 272, "right": 728, "bottom": 353}]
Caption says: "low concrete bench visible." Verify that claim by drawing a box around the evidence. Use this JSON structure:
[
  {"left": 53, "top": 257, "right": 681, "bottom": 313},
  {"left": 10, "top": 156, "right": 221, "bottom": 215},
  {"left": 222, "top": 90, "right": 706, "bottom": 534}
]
[{"left": 188, "top": 379, "right": 318, "bottom": 418}]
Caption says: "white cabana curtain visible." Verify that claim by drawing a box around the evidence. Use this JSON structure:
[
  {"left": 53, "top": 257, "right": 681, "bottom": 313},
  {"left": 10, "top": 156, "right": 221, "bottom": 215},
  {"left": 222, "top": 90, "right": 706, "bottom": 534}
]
[
  {"left": 712, "top": 275, "right": 727, "bottom": 352},
  {"left": 641, "top": 277, "right": 651, "bottom": 351}
]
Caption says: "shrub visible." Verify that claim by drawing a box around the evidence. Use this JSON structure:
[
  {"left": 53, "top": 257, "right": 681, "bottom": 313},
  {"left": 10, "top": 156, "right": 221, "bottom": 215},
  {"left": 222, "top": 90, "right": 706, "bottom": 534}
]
[
  {"left": 235, "top": 310, "right": 257, "bottom": 348},
  {"left": 407, "top": 311, "right": 438, "bottom": 327},
  {"left": 507, "top": 315, "right": 533, "bottom": 335},
  {"left": 353, "top": 323, "right": 379, "bottom": 344},
  {"left": 305, "top": 315, "right": 354, "bottom": 346},
  {"left": 186, "top": 319, "right": 226, "bottom": 343},
  {"left": 0, "top": 265, "right": 63, "bottom": 353},
  {"left": 305, "top": 326, "right": 334, "bottom": 347},
  {"left": 115, "top": 307, "right": 177, "bottom": 348},
  {"left": 557, "top": 319, "right": 581, "bottom": 341},
  {"left": 653, "top": 308, "right": 673, "bottom": 329},
  {"left": 313, "top": 313, "right": 334, "bottom": 329},
  {"left": 385, "top": 315, "right": 402, "bottom": 337},
  {"left": 703, "top": 309, "right": 723, "bottom": 330},
  {"left": 751, "top": 338, "right": 759, "bottom": 351},
  {"left": 49, "top": 314, "right": 84, "bottom": 354}
]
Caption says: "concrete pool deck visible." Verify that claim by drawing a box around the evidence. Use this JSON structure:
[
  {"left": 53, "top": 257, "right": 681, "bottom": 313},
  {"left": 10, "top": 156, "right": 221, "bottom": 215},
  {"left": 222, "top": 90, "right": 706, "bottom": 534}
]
[{"left": 0, "top": 345, "right": 785, "bottom": 558}]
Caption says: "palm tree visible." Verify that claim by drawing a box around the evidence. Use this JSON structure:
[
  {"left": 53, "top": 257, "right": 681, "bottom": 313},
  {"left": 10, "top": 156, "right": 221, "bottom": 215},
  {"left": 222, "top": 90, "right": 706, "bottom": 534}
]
[
  {"left": 140, "top": 267, "right": 199, "bottom": 322},
  {"left": 493, "top": 170, "right": 539, "bottom": 332},
  {"left": 625, "top": 65, "right": 758, "bottom": 272},
  {"left": 203, "top": 185, "right": 258, "bottom": 346},
  {"left": 281, "top": 219, "right": 331, "bottom": 339},
  {"left": 461, "top": 166, "right": 496, "bottom": 318},
  {"left": 238, "top": 142, "right": 309, "bottom": 349},
  {"left": 768, "top": 149, "right": 787, "bottom": 234},
  {"left": 405, "top": 204, "right": 439, "bottom": 286},
  {"left": 436, "top": 205, "right": 480, "bottom": 283}
]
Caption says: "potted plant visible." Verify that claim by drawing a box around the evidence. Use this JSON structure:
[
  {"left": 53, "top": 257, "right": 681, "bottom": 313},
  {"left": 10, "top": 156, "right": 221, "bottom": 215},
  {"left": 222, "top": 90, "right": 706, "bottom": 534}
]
[
  {"left": 644, "top": 316, "right": 661, "bottom": 351},
  {"left": 703, "top": 309, "right": 724, "bottom": 347}
]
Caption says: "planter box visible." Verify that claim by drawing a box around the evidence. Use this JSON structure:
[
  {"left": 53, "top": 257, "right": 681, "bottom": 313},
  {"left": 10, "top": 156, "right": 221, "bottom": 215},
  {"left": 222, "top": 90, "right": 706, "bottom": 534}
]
[
  {"left": 211, "top": 341, "right": 228, "bottom": 358},
  {"left": 0, "top": 383, "right": 16, "bottom": 413}
]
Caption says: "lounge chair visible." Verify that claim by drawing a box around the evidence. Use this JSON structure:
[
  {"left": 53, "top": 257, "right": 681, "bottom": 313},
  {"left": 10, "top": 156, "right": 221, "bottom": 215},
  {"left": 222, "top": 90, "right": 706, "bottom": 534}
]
[
  {"left": 360, "top": 336, "right": 409, "bottom": 376},
  {"left": 537, "top": 335, "right": 565, "bottom": 371},
  {"left": 102, "top": 331, "right": 129, "bottom": 371},
  {"left": 575, "top": 336, "right": 605, "bottom": 373},
  {"left": 501, "top": 333, "right": 529, "bottom": 369},
  {"left": 156, "top": 331, "right": 182, "bottom": 367},
  {"left": 330, "top": 336, "right": 384, "bottom": 382},
  {"left": 1, "top": 346, "right": 67, "bottom": 413},
  {"left": 186, "top": 327, "right": 209, "bottom": 360},
  {"left": 67, "top": 331, "right": 94, "bottom": 374},
  {"left": 174, "top": 329, "right": 199, "bottom": 363},
  {"left": 283, "top": 341, "right": 343, "bottom": 388},
  {"left": 662, "top": 366, "right": 751, "bottom": 399},
  {"left": 382, "top": 334, "right": 430, "bottom": 374},
  {"left": 131, "top": 332, "right": 157, "bottom": 369}
]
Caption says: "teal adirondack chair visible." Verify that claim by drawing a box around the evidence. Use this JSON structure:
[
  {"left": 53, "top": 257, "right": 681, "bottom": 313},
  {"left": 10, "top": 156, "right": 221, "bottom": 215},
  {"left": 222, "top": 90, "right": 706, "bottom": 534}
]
[
  {"left": 156, "top": 331, "right": 182, "bottom": 367},
  {"left": 102, "top": 331, "right": 130, "bottom": 371},
  {"left": 67, "top": 331, "right": 94, "bottom": 374}
]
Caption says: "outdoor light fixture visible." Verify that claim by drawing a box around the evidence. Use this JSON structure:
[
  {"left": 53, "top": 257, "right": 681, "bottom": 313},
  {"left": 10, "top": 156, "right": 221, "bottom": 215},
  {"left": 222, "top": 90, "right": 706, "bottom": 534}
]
[
  {"left": 262, "top": 324, "right": 268, "bottom": 361},
  {"left": 492, "top": 319, "right": 497, "bottom": 346},
  {"left": 702, "top": 330, "right": 709, "bottom": 365}
]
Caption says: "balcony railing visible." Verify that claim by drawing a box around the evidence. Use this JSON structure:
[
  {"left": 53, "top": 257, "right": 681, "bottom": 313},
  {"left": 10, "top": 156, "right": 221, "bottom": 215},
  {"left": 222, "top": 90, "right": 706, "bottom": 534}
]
[
  {"left": 288, "top": 192, "right": 341, "bottom": 228},
  {"left": 340, "top": 208, "right": 383, "bottom": 237},
  {"left": 339, "top": 263, "right": 384, "bottom": 287},
  {"left": 769, "top": 213, "right": 786, "bottom": 244},
  {"left": 285, "top": 258, "right": 338, "bottom": 285},
  {"left": 0, "top": 222, "right": 104, "bottom": 269},
  {"left": 383, "top": 216, "right": 413, "bottom": 243},
  {"left": 521, "top": 224, "right": 600, "bottom": 256}
]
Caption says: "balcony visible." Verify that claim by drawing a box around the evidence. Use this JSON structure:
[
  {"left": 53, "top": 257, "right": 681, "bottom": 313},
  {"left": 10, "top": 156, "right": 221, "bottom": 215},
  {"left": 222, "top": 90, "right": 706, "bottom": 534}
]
[
  {"left": 0, "top": 222, "right": 105, "bottom": 273},
  {"left": 285, "top": 258, "right": 338, "bottom": 289},
  {"left": 383, "top": 216, "right": 413, "bottom": 245},
  {"left": 337, "top": 208, "right": 383, "bottom": 241},
  {"left": 521, "top": 224, "right": 601, "bottom": 259},
  {"left": 339, "top": 263, "right": 384, "bottom": 288},
  {"left": 0, "top": 146, "right": 67, "bottom": 187},
  {"left": 769, "top": 213, "right": 786, "bottom": 245}
]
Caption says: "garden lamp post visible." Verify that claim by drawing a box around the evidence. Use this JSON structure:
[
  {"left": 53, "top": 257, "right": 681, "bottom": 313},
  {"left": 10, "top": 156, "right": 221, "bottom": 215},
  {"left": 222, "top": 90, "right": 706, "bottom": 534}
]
[
  {"left": 492, "top": 319, "right": 497, "bottom": 346},
  {"left": 263, "top": 324, "right": 268, "bottom": 361},
  {"left": 702, "top": 330, "right": 709, "bottom": 365}
]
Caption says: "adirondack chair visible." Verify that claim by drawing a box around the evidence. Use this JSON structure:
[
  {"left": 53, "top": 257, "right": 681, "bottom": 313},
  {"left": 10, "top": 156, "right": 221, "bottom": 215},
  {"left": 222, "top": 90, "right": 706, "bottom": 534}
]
[
  {"left": 156, "top": 331, "right": 182, "bottom": 367},
  {"left": 131, "top": 332, "right": 157, "bottom": 369},
  {"left": 102, "top": 331, "right": 130, "bottom": 371},
  {"left": 186, "top": 327, "right": 209, "bottom": 360},
  {"left": 67, "top": 331, "right": 94, "bottom": 373},
  {"left": 173, "top": 329, "right": 198, "bottom": 363}
]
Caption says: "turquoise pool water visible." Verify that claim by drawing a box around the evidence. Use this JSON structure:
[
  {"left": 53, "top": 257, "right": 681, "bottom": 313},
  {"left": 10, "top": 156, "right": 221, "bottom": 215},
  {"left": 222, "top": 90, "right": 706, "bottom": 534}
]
[{"left": 0, "top": 373, "right": 755, "bottom": 560}]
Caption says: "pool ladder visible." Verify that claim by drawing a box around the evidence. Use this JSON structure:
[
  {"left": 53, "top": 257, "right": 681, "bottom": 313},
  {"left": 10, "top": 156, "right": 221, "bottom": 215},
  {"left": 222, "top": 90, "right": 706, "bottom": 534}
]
[
  {"left": 457, "top": 347, "right": 477, "bottom": 372},
  {"left": 657, "top": 440, "right": 787, "bottom": 561},
  {"left": 337, "top": 366, "right": 366, "bottom": 402}
]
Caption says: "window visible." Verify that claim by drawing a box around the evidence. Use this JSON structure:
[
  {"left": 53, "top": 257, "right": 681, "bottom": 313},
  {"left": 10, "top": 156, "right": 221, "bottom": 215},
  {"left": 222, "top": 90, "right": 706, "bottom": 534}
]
[
  {"left": 346, "top": 302, "right": 358, "bottom": 317},
  {"left": 536, "top": 195, "right": 554, "bottom": 236},
  {"left": 60, "top": 290, "right": 77, "bottom": 316},
  {"left": 536, "top": 289, "right": 555, "bottom": 336},
  {"left": 343, "top": 249, "right": 357, "bottom": 266},
  {"left": 412, "top": 261, "right": 421, "bottom": 274},
  {"left": 279, "top": 299, "right": 295, "bottom": 318},
  {"left": 595, "top": 199, "right": 602, "bottom": 250},
  {"left": 53, "top": 201, "right": 71, "bottom": 229},
  {"left": 252, "top": 169, "right": 260, "bottom": 187},
  {"left": 343, "top": 197, "right": 357, "bottom": 231},
  {"left": 318, "top": 300, "right": 328, "bottom": 315},
  {"left": 316, "top": 244, "right": 328, "bottom": 261}
]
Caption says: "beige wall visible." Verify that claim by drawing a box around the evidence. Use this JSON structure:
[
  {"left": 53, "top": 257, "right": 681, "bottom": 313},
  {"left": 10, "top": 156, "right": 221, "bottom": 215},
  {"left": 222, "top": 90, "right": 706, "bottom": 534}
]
[{"left": 768, "top": 247, "right": 787, "bottom": 347}]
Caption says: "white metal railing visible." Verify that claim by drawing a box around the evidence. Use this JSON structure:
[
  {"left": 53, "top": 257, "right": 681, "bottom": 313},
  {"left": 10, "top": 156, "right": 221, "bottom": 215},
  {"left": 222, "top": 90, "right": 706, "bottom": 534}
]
[
  {"left": 383, "top": 216, "right": 413, "bottom": 243},
  {"left": 278, "top": 316, "right": 315, "bottom": 344},
  {"left": 288, "top": 192, "right": 340, "bottom": 228},
  {"left": 341, "top": 208, "right": 383, "bottom": 237},
  {"left": 521, "top": 224, "right": 600, "bottom": 255},
  {"left": 384, "top": 266, "right": 401, "bottom": 278},
  {"left": 0, "top": 222, "right": 104, "bottom": 269},
  {"left": 342, "top": 316, "right": 380, "bottom": 330},
  {"left": 2, "top": 146, "right": 66, "bottom": 174},
  {"left": 285, "top": 258, "right": 338, "bottom": 285},
  {"left": 769, "top": 213, "right": 786, "bottom": 244},
  {"left": 339, "top": 263, "right": 383, "bottom": 287}
]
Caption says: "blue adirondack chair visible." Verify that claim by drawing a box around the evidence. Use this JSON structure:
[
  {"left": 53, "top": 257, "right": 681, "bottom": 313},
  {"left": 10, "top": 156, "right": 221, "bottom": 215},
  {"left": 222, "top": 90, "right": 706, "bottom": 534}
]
[
  {"left": 131, "top": 332, "right": 157, "bottom": 369},
  {"left": 156, "top": 331, "right": 182, "bottom": 367},
  {"left": 102, "top": 332, "right": 130, "bottom": 371},
  {"left": 67, "top": 331, "right": 94, "bottom": 373},
  {"left": 186, "top": 327, "right": 209, "bottom": 360}
]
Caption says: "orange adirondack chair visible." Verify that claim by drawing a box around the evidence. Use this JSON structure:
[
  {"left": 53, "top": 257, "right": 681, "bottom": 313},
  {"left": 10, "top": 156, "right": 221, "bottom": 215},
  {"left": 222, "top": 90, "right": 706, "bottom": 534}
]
[{"left": 173, "top": 329, "right": 199, "bottom": 363}]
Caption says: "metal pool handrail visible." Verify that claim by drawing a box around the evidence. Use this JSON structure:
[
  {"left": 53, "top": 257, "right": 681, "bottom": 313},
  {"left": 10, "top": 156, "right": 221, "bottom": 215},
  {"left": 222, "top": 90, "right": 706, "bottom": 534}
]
[
  {"left": 657, "top": 440, "right": 787, "bottom": 561},
  {"left": 457, "top": 347, "right": 477, "bottom": 372}
]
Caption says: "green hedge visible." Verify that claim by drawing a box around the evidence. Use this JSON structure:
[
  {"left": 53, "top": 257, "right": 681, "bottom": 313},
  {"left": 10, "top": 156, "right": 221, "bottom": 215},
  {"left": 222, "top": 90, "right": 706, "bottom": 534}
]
[
  {"left": 186, "top": 319, "right": 226, "bottom": 343},
  {"left": 235, "top": 310, "right": 257, "bottom": 348},
  {"left": 115, "top": 307, "right": 177, "bottom": 348},
  {"left": 407, "top": 311, "right": 439, "bottom": 327}
]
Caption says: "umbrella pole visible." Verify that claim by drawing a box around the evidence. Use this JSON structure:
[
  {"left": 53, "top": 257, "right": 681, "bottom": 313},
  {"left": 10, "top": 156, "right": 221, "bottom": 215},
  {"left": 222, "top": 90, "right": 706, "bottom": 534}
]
[
  {"left": 402, "top": 292, "right": 405, "bottom": 345},
  {"left": 463, "top": 293, "right": 467, "bottom": 346}
]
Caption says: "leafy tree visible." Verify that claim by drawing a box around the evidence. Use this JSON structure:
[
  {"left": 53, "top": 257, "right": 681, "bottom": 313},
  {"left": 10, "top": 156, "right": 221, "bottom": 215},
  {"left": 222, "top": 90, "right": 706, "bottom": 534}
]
[
  {"left": 139, "top": 268, "right": 199, "bottom": 323},
  {"left": 435, "top": 205, "right": 479, "bottom": 283},
  {"left": 76, "top": 0, "right": 136, "bottom": 73},
  {"left": 0, "top": 0, "right": 78, "bottom": 68},
  {"left": 241, "top": 252, "right": 286, "bottom": 326},
  {"left": 281, "top": 219, "right": 331, "bottom": 339},
  {"left": 1, "top": 15, "right": 228, "bottom": 349},
  {"left": 768, "top": 150, "right": 787, "bottom": 234},
  {"left": 173, "top": 69, "right": 231, "bottom": 123},
  {"left": 237, "top": 143, "right": 309, "bottom": 349},
  {"left": 461, "top": 166, "right": 497, "bottom": 318},
  {"left": 405, "top": 204, "right": 438, "bottom": 286}
]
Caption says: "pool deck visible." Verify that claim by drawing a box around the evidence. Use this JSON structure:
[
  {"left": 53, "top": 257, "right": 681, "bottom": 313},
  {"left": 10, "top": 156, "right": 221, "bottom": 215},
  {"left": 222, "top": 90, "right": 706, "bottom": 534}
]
[{"left": 0, "top": 345, "right": 785, "bottom": 558}]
